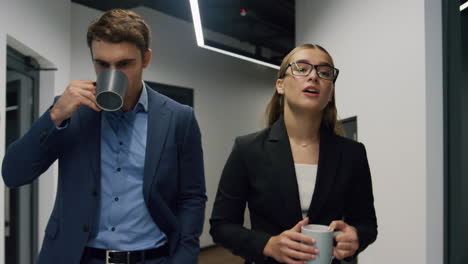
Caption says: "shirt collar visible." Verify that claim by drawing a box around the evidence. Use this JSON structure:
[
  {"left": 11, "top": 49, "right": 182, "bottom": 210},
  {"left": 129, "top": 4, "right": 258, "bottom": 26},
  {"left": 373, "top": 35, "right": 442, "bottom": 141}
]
[
  {"left": 135, "top": 81, "right": 148, "bottom": 113},
  {"left": 103, "top": 81, "right": 148, "bottom": 119}
]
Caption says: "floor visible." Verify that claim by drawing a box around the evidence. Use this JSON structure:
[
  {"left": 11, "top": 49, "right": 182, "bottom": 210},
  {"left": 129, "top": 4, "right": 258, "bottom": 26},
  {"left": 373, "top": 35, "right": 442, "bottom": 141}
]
[
  {"left": 197, "top": 247, "right": 358, "bottom": 264},
  {"left": 198, "top": 246, "right": 245, "bottom": 264}
]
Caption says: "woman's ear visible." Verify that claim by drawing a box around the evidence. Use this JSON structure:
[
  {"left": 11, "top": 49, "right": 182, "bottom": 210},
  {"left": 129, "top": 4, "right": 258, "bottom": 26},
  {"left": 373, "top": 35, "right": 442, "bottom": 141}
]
[{"left": 276, "top": 79, "right": 285, "bottom": 95}]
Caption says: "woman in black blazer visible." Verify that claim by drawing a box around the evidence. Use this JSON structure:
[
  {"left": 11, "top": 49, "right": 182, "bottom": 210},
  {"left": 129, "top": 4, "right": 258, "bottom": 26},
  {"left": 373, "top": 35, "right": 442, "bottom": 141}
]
[{"left": 210, "top": 44, "right": 377, "bottom": 264}]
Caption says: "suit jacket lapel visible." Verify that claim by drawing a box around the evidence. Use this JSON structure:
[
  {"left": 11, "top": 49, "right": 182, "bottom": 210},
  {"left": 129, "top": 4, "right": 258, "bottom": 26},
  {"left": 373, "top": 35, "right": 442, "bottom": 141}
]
[
  {"left": 307, "top": 126, "right": 341, "bottom": 222},
  {"left": 143, "top": 89, "right": 172, "bottom": 202},
  {"left": 266, "top": 117, "right": 303, "bottom": 229},
  {"left": 79, "top": 108, "right": 101, "bottom": 185}
]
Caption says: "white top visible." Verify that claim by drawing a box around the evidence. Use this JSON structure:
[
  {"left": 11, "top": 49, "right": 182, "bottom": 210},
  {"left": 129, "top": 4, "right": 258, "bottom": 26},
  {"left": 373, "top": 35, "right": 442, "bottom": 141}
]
[{"left": 294, "top": 164, "right": 318, "bottom": 218}]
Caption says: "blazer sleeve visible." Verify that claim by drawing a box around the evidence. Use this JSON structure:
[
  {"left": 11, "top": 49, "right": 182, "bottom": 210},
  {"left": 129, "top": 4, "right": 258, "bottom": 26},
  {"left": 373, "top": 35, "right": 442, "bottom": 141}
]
[
  {"left": 170, "top": 109, "right": 207, "bottom": 264},
  {"left": 210, "top": 137, "right": 271, "bottom": 264},
  {"left": 2, "top": 108, "right": 65, "bottom": 188},
  {"left": 344, "top": 142, "right": 378, "bottom": 255}
]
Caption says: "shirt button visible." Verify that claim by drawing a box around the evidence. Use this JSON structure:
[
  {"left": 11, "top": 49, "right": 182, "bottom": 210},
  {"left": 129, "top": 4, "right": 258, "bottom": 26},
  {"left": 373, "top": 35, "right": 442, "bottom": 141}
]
[
  {"left": 114, "top": 197, "right": 119, "bottom": 202},
  {"left": 92, "top": 190, "right": 98, "bottom": 197},
  {"left": 111, "top": 227, "right": 116, "bottom": 232},
  {"left": 83, "top": 224, "right": 89, "bottom": 232},
  {"left": 119, "top": 141, "right": 123, "bottom": 145},
  {"left": 116, "top": 168, "right": 121, "bottom": 172}
]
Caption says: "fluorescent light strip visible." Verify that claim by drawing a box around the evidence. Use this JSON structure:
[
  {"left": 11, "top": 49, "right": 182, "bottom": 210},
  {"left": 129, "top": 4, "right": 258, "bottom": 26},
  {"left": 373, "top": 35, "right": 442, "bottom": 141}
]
[
  {"left": 189, "top": 0, "right": 280, "bottom": 70},
  {"left": 461, "top": 1, "right": 468, "bottom": 11},
  {"left": 189, "top": 0, "right": 204, "bottom": 46},
  {"left": 202, "top": 45, "right": 280, "bottom": 69}
]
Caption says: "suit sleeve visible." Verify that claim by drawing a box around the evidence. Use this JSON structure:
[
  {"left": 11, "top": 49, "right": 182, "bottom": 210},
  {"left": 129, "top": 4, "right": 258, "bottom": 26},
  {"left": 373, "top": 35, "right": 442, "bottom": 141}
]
[
  {"left": 344, "top": 143, "right": 378, "bottom": 256},
  {"left": 2, "top": 108, "right": 65, "bottom": 188},
  {"left": 210, "top": 138, "right": 271, "bottom": 264},
  {"left": 170, "top": 109, "right": 207, "bottom": 264}
]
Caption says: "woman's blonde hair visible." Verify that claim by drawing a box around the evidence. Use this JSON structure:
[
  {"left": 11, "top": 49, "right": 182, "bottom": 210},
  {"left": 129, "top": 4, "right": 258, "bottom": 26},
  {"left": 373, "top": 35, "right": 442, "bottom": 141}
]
[{"left": 265, "top": 44, "right": 344, "bottom": 136}]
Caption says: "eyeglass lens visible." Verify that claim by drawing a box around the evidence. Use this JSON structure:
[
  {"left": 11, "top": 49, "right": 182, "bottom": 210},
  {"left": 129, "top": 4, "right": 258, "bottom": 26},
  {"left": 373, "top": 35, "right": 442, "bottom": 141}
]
[{"left": 290, "top": 62, "right": 335, "bottom": 80}]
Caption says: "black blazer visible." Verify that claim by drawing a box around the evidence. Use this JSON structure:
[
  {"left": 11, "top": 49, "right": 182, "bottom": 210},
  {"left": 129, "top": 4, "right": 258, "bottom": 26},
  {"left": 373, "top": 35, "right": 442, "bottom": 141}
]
[{"left": 210, "top": 117, "right": 377, "bottom": 264}]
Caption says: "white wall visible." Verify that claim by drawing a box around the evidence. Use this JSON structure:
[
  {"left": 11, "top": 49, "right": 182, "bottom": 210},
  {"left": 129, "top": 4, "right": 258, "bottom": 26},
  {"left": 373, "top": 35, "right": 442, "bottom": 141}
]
[
  {"left": 0, "top": 0, "right": 71, "bottom": 262},
  {"left": 70, "top": 4, "right": 276, "bottom": 247},
  {"left": 296, "top": 0, "right": 443, "bottom": 263},
  {"left": 1, "top": 0, "right": 444, "bottom": 261}
]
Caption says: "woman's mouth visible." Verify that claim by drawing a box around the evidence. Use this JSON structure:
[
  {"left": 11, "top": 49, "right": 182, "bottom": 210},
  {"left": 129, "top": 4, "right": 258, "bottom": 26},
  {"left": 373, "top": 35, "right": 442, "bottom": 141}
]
[{"left": 303, "top": 86, "right": 319, "bottom": 96}]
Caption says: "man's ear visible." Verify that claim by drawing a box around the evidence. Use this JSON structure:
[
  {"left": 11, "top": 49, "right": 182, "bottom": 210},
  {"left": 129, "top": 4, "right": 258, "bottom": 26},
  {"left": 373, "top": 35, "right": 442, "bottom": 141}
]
[
  {"left": 142, "top": 49, "right": 152, "bottom": 68},
  {"left": 276, "top": 79, "right": 285, "bottom": 95}
]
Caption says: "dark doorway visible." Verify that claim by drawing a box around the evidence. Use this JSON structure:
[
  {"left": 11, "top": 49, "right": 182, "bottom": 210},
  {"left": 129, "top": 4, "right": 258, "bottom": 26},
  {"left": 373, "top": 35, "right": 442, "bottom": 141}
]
[
  {"left": 146, "top": 81, "right": 194, "bottom": 107},
  {"left": 443, "top": 1, "right": 468, "bottom": 263}
]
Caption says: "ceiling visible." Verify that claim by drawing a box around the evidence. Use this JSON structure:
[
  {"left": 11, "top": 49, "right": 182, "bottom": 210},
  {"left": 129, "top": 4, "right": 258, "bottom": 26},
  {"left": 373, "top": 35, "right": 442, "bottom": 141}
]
[{"left": 72, "top": 0, "right": 294, "bottom": 66}]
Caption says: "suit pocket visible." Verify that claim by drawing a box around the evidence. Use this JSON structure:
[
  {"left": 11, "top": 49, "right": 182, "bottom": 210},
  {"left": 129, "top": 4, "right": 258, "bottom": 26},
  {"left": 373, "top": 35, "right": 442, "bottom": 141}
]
[{"left": 44, "top": 217, "right": 59, "bottom": 240}]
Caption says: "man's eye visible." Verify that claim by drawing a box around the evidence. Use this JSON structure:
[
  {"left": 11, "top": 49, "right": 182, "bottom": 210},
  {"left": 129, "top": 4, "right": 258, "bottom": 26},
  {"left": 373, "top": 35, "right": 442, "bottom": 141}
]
[{"left": 118, "top": 61, "right": 129, "bottom": 68}]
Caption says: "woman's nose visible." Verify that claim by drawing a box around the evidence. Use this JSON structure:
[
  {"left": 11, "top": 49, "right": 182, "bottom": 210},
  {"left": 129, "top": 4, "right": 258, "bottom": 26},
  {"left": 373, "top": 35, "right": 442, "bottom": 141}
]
[{"left": 307, "top": 67, "right": 319, "bottom": 81}]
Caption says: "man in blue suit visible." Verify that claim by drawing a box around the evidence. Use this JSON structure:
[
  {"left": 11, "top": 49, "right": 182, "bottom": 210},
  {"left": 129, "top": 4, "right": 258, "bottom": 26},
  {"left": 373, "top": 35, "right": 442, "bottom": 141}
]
[{"left": 2, "top": 9, "right": 206, "bottom": 264}]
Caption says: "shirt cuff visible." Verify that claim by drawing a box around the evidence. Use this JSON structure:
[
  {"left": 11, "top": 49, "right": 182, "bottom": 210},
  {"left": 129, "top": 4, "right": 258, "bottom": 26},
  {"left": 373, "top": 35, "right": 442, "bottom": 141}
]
[{"left": 55, "top": 119, "right": 69, "bottom": 130}]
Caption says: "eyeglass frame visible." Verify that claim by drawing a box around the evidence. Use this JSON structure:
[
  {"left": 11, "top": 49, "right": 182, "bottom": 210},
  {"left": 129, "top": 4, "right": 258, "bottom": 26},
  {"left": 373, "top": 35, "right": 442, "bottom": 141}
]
[{"left": 280, "top": 61, "right": 339, "bottom": 82}]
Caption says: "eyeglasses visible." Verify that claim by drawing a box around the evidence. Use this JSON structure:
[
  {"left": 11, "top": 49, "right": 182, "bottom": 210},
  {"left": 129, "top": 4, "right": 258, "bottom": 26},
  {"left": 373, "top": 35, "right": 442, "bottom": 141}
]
[{"left": 282, "top": 62, "right": 339, "bottom": 81}]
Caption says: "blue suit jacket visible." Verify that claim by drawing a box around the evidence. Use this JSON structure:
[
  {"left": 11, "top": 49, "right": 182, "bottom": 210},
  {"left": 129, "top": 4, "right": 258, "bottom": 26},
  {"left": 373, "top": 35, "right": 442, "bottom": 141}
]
[{"left": 2, "top": 87, "right": 207, "bottom": 264}]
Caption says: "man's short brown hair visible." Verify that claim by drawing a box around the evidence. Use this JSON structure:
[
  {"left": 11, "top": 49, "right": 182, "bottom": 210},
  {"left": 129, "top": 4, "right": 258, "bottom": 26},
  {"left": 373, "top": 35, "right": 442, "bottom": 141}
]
[{"left": 87, "top": 9, "right": 151, "bottom": 57}]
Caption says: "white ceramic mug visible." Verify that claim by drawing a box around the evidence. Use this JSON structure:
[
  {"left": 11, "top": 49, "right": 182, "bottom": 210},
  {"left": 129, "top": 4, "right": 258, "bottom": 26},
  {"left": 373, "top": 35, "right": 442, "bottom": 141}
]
[{"left": 301, "top": 224, "right": 341, "bottom": 264}]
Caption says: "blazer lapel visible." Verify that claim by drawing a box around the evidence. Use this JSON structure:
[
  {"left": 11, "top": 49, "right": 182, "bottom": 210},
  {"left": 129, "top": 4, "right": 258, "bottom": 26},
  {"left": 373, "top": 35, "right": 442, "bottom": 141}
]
[
  {"left": 307, "top": 126, "right": 341, "bottom": 222},
  {"left": 142, "top": 89, "right": 172, "bottom": 202},
  {"left": 266, "top": 117, "right": 303, "bottom": 229},
  {"left": 79, "top": 109, "right": 101, "bottom": 185}
]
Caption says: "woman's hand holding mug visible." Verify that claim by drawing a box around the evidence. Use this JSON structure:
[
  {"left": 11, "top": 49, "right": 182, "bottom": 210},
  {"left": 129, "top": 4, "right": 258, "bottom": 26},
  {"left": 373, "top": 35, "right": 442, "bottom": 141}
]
[{"left": 263, "top": 217, "right": 318, "bottom": 264}]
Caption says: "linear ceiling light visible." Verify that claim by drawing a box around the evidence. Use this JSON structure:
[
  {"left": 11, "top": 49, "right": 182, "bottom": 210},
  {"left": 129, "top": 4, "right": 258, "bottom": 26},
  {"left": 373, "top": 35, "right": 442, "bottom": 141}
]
[
  {"left": 189, "top": 0, "right": 204, "bottom": 46},
  {"left": 189, "top": 0, "right": 280, "bottom": 70},
  {"left": 461, "top": 1, "right": 468, "bottom": 11}
]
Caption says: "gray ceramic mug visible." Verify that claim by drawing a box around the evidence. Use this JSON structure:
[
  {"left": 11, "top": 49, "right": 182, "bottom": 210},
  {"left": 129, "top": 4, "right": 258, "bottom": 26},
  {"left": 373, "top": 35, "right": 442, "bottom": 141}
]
[
  {"left": 301, "top": 224, "right": 341, "bottom": 264},
  {"left": 95, "top": 69, "right": 128, "bottom": 111}
]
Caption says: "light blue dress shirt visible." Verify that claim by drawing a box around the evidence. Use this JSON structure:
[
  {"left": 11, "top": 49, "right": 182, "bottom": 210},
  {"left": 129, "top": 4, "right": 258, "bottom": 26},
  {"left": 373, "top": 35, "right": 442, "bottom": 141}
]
[{"left": 87, "top": 84, "right": 167, "bottom": 250}]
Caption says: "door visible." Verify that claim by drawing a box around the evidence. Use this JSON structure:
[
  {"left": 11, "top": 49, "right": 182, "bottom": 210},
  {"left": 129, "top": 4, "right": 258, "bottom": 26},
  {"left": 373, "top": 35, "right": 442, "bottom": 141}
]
[{"left": 4, "top": 46, "right": 39, "bottom": 264}]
